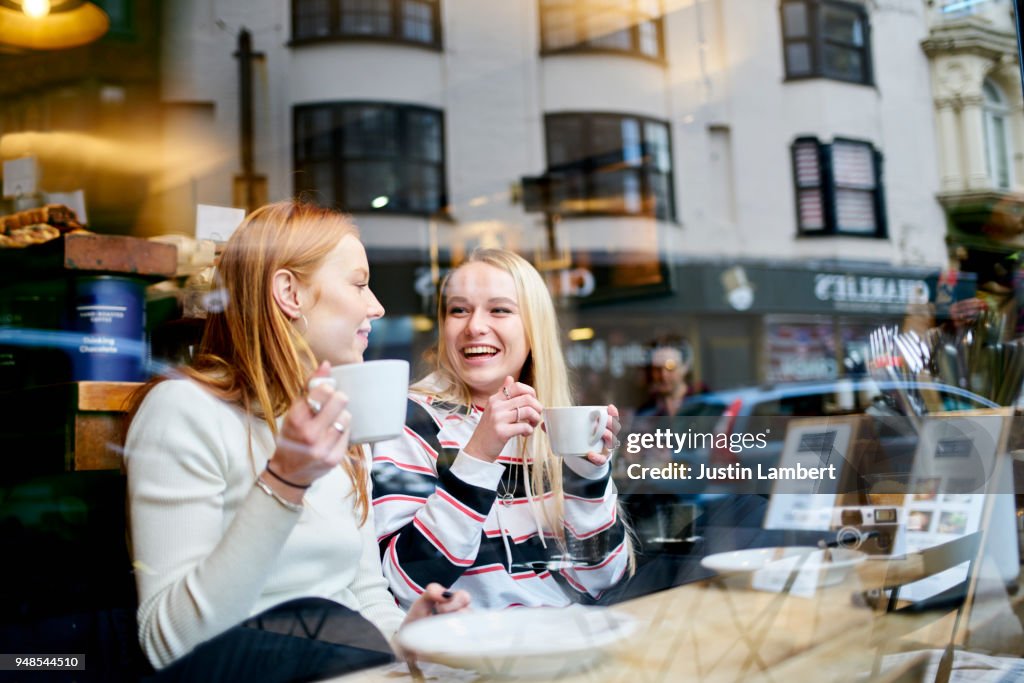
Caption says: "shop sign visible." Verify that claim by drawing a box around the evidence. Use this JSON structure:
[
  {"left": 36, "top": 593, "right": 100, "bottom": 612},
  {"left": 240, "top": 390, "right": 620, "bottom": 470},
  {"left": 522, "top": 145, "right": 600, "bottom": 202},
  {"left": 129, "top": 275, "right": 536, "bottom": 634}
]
[
  {"left": 813, "top": 274, "right": 929, "bottom": 310},
  {"left": 566, "top": 339, "right": 650, "bottom": 378}
]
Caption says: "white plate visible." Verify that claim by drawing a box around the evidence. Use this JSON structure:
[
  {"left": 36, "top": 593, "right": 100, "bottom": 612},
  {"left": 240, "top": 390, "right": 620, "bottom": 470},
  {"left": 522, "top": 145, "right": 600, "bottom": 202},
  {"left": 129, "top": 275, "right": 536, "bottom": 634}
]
[
  {"left": 701, "top": 546, "right": 866, "bottom": 588},
  {"left": 395, "top": 605, "right": 638, "bottom": 678}
]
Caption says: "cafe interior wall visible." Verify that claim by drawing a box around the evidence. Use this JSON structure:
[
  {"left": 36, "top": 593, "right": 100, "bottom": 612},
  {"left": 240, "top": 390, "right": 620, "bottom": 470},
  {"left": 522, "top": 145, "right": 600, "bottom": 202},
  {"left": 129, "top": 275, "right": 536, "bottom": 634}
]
[{"left": 0, "top": 0, "right": 166, "bottom": 233}]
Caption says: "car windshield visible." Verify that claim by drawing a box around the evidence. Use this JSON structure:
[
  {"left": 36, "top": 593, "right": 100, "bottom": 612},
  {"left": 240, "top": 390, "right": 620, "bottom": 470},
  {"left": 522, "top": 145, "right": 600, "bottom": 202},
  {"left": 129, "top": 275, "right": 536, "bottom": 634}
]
[{"left": 678, "top": 400, "right": 729, "bottom": 417}]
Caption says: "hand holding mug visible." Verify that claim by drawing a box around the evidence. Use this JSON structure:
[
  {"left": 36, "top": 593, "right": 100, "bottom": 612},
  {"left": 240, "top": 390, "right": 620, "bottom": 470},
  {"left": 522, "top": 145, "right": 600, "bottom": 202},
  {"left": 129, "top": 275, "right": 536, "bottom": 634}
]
[
  {"left": 268, "top": 361, "right": 353, "bottom": 494},
  {"left": 544, "top": 404, "right": 619, "bottom": 462},
  {"left": 585, "top": 404, "right": 621, "bottom": 466},
  {"left": 463, "top": 376, "right": 543, "bottom": 463}
]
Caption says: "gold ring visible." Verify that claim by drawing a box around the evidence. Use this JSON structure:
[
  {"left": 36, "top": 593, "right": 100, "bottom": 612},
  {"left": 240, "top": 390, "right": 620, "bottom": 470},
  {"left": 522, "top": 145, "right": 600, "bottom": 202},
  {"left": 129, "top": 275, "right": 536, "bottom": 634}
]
[
  {"left": 514, "top": 406, "right": 521, "bottom": 422},
  {"left": 502, "top": 386, "right": 511, "bottom": 400}
]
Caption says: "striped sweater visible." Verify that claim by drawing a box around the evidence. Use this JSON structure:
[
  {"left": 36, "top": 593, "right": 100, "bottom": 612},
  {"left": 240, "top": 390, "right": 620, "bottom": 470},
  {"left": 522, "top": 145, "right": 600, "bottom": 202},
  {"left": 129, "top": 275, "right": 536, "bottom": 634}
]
[{"left": 370, "top": 391, "right": 628, "bottom": 609}]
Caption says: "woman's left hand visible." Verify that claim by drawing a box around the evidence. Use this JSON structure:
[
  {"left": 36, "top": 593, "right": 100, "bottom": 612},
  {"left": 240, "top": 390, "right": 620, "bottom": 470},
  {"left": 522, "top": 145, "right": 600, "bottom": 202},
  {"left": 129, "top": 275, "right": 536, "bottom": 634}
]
[
  {"left": 402, "top": 583, "right": 471, "bottom": 626},
  {"left": 585, "top": 404, "right": 621, "bottom": 466}
]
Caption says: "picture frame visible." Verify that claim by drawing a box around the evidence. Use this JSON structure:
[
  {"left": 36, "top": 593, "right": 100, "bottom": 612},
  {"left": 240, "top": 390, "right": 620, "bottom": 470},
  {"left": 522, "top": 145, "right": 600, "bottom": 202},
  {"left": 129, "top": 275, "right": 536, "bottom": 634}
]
[
  {"left": 899, "top": 408, "right": 1016, "bottom": 602},
  {"left": 763, "top": 415, "right": 870, "bottom": 531}
]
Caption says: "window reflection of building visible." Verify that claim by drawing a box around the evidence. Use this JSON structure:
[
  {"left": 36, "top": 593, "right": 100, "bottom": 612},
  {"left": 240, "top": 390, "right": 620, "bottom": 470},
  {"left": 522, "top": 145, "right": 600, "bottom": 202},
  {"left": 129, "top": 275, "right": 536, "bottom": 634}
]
[
  {"left": 764, "top": 318, "right": 837, "bottom": 383},
  {"left": 780, "top": 0, "right": 872, "bottom": 85},
  {"left": 924, "top": 1, "right": 1023, "bottom": 320},
  {"left": 982, "top": 79, "right": 1012, "bottom": 191},
  {"left": 293, "top": 103, "right": 446, "bottom": 215},
  {"left": 540, "top": 0, "right": 664, "bottom": 61},
  {"left": 291, "top": 0, "right": 442, "bottom": 47},
  {"left": 791, "top": 137, "right": 885, "bottom": 237},
  {"left": 544, "top": 112, "right": 675, "bottom": 220}
]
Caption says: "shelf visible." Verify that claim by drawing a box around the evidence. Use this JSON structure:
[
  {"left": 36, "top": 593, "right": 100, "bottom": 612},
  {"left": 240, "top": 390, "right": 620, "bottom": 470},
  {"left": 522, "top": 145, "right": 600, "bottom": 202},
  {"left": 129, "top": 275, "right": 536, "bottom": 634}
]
[
  {"left": 0, "top": 233, "right": 177, "bottom": 283},
  {"left": 0, "top": 380, "right": 142, "bottom": 473}
]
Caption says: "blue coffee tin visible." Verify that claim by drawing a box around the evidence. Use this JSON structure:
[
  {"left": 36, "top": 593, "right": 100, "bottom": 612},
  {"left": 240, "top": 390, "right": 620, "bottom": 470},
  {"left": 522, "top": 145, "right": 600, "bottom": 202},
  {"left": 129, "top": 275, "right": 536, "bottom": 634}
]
[{"left": 69, "top": 276, "right": 147, "bottom": 381}]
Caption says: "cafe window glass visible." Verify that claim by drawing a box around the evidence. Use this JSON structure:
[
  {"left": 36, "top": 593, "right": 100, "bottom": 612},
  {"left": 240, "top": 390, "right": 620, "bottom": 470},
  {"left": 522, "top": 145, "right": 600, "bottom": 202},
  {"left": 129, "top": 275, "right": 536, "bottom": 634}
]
[
  {"left": 540, "top": 0, "right": 665, "bottom": 61},
  {"left": 791, "top": 136, "right": 885, "bottom": 237},
  {"left": 780, "top": 0, "right": 872, "bottom": 85},
  {"left": 292, "top": 0, "right": 441, "bottom": 48},
  {"left": 293, "top": 103, "right": 446, "bottom": 215},
  {"left": 983, "top": 79, "right": 1012, "bottom": 190},
  {"left": 544, "top": 113, "right": 675, "bottom": 220}
]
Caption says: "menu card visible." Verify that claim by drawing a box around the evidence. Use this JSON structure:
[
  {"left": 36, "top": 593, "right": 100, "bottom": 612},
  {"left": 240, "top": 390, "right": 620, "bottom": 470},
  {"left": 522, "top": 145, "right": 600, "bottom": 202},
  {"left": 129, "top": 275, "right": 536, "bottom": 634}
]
[{"left": 899, "top": 411, "right": 1016, "bottom": 602}]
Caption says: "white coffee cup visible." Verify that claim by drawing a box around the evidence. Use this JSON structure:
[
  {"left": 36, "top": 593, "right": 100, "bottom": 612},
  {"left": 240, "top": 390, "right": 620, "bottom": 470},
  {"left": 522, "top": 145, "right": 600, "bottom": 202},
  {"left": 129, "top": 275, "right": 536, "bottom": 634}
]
[
  {"left": 329, "top": 359, "right": 409, "bottom": 444},
  {"left": 543, "top": 406, "right": 609, "bottom": 456}
]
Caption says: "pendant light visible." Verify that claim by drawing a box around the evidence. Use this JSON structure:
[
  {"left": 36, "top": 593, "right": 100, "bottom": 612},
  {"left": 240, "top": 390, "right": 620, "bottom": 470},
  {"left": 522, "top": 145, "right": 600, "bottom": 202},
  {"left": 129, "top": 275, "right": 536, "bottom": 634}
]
[{"left": 0, "top": 0, "right": 109, "bottom": 51}]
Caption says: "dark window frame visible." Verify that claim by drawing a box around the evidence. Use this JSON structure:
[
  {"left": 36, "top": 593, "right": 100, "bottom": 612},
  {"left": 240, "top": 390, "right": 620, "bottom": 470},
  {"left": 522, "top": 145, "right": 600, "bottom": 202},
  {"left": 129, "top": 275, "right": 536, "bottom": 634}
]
[
  {"left": 538, "top": 0, "right": 666, "bottom": 65},
  {"left": 779, "top": 0, "right": 873, "bottom": 85},
  {"left": 790, "top": 135, "right": 887, "bottom": 238},
  {"left": 290, "top": 0, "right": 443, "bottom": 50},
  {"left": 293, "top": 101, "right": 448, "bottom": 216},
  {"left": 543, "top": 111, "right": 677, "bottom": 221}
]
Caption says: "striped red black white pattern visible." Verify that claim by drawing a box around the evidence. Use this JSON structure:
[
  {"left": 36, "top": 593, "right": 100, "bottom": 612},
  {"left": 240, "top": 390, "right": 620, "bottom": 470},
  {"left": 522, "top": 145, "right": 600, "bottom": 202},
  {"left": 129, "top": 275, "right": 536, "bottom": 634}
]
[{"left": 371, "top": 393, "right": 629, "bottom": 610}]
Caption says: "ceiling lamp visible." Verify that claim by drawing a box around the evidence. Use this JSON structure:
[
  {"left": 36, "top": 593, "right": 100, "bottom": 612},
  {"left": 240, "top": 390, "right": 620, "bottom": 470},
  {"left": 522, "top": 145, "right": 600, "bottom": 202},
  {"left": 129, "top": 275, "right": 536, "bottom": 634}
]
[{"left": 0, "top": 0, "right": 109, "bottom": 50}]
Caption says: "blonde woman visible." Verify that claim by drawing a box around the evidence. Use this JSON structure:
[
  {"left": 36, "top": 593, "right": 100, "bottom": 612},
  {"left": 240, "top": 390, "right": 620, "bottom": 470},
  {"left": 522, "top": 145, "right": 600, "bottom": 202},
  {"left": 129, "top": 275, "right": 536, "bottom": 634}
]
[
  {"left": 372, "top": 249, "right": 632, "bottom": 609},
  {"left": 125, "top": 201, "right": 467, "bottom": 682}
]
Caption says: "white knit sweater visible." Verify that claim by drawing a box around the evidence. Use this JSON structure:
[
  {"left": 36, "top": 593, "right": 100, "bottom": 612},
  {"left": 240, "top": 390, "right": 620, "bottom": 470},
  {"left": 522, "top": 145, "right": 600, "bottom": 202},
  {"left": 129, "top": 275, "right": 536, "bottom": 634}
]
[{"left": 125, "top": 379, "right": 405, "bottom": 669}]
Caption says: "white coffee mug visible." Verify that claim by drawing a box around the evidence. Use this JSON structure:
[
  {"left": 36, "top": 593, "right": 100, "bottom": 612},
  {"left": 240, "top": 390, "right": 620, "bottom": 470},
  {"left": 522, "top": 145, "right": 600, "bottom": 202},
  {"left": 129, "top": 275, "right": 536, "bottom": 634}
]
[
  {"left": 543, "top": 406, "right": 609, "bottom": 456},
  {"left": 329, "top": 359, "right": 409, "bottom": 444}
]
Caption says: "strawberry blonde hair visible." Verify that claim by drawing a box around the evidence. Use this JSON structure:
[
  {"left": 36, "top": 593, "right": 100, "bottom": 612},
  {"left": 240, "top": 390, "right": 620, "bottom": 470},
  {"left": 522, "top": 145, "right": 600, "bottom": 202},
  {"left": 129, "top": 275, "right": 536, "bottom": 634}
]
[{"left": 131, "top": 199, "right": 370, "bottom": 522}]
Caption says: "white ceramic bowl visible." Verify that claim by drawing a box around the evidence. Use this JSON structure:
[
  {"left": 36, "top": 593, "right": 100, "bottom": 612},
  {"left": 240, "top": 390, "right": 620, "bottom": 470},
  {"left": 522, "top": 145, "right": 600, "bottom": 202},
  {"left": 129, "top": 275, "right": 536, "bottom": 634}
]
[
  {"left": 701, "top": 546, "right": 867, "bottom": 588},
  {"left": 395, "top": 605, "right": 638, "bottom": 678}
]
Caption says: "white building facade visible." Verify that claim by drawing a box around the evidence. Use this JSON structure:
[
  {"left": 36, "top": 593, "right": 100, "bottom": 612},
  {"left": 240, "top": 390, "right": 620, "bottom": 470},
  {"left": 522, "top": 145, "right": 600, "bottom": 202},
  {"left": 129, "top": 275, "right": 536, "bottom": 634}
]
[{"left": 155, "top": 0, "right": 996, "bottom": 392}]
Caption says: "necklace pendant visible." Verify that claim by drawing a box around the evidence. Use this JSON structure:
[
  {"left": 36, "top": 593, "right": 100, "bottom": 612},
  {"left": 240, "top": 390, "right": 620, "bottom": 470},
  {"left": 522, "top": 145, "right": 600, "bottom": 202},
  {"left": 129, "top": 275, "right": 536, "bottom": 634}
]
[{"left": 500, "top": 492, "right": 514, "bottom": 507}]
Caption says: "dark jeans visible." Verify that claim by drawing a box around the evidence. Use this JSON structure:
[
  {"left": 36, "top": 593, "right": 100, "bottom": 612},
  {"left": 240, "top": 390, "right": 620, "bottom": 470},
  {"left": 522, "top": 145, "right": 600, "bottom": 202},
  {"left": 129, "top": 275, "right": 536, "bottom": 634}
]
[{"left": 146, "top": 598, "right": 395, "bottom": 683}]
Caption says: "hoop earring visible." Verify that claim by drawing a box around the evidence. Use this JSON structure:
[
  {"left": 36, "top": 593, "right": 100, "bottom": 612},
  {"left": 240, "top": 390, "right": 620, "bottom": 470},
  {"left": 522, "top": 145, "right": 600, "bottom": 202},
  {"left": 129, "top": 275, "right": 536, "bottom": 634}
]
[{"left": 293, "top": 313, "right": 309, "bottom": 334}]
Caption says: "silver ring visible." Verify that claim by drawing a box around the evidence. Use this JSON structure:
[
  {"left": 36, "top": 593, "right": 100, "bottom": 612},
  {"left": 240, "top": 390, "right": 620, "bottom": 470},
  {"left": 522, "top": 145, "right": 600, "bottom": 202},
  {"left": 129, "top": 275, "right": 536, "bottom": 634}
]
[
  {"left": 514, "top": 406, "right": 521, "bottom": 422},
  {"left": 613, "top": 438, "right": 621, "bottom": 450},
  {"left": 503, "top": 386, "right": 511, "bottom": 400},
  {"left": 332, "top": 421, "right": 346, "bottom": 434},
  {"left": 306, "top": 397, "right": 322, "bottom": 415}
]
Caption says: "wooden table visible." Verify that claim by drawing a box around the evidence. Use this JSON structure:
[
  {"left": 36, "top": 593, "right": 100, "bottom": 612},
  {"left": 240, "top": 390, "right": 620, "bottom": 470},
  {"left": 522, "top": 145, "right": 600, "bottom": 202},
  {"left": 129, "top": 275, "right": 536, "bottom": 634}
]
[{"left": 333, "top": 558, "right": 984, "bottom": 683}]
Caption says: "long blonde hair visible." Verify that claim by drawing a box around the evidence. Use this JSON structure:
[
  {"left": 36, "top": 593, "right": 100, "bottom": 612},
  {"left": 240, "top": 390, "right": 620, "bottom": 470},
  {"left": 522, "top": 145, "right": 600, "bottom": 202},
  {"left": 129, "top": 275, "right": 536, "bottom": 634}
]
[
  {"left": 130, "top": 200, "right": 371, "bottom": 523},
  {"left": 416, "top": 249, "right": 634, "bottom": 571}
]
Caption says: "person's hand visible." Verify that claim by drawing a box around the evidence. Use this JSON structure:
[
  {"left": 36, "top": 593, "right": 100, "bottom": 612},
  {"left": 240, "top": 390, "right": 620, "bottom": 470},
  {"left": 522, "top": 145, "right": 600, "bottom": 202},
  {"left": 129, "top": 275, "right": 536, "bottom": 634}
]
[
  {"left": 266, "top": 361, "right": 352, "bottom": 500},
  {"left": 463, "top": 376, "right": 543, "bottom": 463},
  {"left": 403, "top": 583, "right": 471, "bottom": 625},
  {"left": 585, "top": 404, "right": 621, "bottom": 467},
  {"left": 397, "top": 584, "right": 470, "bottom": 664},
  {"left": 950, "top": 297, "right": 987, "bottom": 327}
]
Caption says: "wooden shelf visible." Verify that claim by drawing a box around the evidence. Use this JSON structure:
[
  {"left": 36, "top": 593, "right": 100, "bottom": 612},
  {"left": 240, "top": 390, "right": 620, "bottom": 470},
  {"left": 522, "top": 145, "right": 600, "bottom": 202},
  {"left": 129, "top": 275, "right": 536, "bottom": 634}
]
[
  {"left": 0, "top": 380, "right": 141, "bottom": 473},
  {"left": 0, "top": 233, "right": 176, "bottom": 283}
]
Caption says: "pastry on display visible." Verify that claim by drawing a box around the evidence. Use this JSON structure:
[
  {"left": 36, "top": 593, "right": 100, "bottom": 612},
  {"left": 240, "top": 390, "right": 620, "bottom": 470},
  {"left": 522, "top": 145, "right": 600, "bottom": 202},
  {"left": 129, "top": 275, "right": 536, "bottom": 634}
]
[{"left": 0, "top": 203, "right": 89, "bottom": 248}]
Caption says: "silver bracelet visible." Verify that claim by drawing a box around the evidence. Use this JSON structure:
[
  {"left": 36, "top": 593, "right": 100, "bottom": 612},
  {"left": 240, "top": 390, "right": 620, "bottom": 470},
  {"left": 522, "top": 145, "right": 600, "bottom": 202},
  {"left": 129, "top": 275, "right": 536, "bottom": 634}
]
[{"left": 254, "top": 475, "right": 304, "bottom": 513}]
